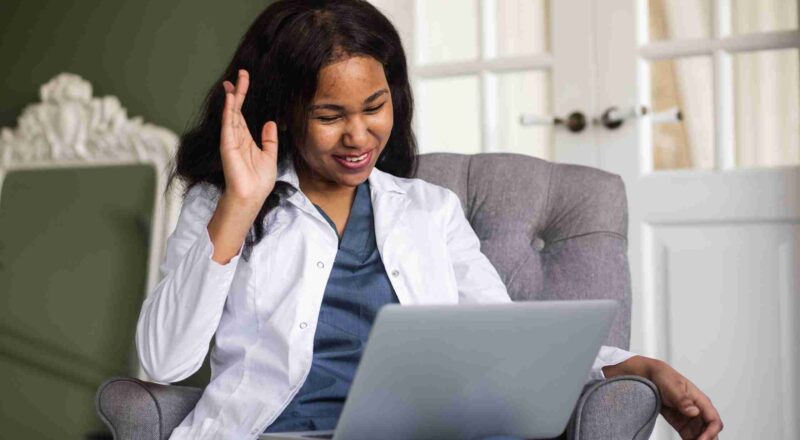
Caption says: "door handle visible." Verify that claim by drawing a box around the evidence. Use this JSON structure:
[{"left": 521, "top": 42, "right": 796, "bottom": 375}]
[
  {"left": 519, "top": 110, "right": 587, "bottom": 133},
  {"left": 595, "top": 105, "right": 683, "bottom": 129}
]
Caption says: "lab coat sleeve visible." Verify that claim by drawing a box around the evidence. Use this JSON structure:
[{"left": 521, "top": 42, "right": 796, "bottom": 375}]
[
  {"left": 589, "top": 346, "right": 638, "bottom": 381},
  {"left": 442, "top": 189, "right": 637, "bottom": 381},
  {"left": 443, "top": 189, "right": 511, "bottom": 305},
  {"left": 135, "top": 183, "right": 245, "bottom": 383}
]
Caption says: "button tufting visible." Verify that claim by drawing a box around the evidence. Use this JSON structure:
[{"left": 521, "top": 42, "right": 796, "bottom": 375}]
[
  {"left": 391, "top": 269, "right": 400, "bottom": 277},
  {"left": 316, "top": 261, "right": 325, "bottom": 268}
]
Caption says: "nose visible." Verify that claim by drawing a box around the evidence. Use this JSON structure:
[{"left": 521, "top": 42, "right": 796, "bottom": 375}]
[{"left": 342, "top": 115, "right": 370, "bottom": 149}]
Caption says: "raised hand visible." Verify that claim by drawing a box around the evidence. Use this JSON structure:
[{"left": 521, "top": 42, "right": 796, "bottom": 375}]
[{"left": 220, "top": 69, "right": 279, "bottom": 204}]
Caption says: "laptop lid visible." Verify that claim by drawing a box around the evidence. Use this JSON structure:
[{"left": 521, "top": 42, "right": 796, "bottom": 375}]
[
  {"left": 324, "top": 299, "right": 618, "bottom": 440},
  {"left": 261, "top": 299, "right": 618, "bottom": 440}
]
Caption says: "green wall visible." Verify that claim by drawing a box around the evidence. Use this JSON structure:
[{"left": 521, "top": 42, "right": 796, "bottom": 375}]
[
  {"left": 1, "top": 1, "right": 274, "bottom": 437},
  {"left": 2, "top": 0, "right": 274, "bottom": 133},
  {"left": 0, "top": 165, "right": 156, "bottom": 439}
]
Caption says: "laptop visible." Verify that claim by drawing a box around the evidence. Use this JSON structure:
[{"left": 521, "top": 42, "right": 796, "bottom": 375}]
[{"left": 260, "top": 299, "right": 618, "bottom": 440}]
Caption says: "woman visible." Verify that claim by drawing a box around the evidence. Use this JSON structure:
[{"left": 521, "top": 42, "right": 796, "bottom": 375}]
[{"left": 136, "top": 1, "right": 723, "bottom": 439}]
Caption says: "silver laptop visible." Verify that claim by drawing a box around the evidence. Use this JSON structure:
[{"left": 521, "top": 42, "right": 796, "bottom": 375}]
[{"left": 260, "top": 299, "right": 618, "bottom": 440}]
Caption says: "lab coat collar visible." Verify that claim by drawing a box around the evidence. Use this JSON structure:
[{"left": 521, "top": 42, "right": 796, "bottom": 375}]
[{"left": 275, "top": 157, "right": 409, "bottom": 253}]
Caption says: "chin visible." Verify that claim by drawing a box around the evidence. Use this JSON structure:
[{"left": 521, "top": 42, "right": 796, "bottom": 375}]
[
  {"left": 326, "top": 159, "right": 377, "bottom": 187},
  {"left": 336, "top": 170, "right": 371, "bottom": 187}
]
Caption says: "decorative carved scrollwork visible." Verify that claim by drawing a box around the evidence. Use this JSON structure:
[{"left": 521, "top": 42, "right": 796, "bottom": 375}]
[{"left": 0, "top": 72, "right": 178, "bottom": 167}]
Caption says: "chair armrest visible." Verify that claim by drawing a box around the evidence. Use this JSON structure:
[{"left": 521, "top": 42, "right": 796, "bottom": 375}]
[
  {"left": 566, "top": 375, "right": 661, "bottom": 440},
  {"left": 94, "top": 375, "right": 659, "bottom": 440},
  {"left": 95, "top": 376, "right": 203, "bottom": 440}
]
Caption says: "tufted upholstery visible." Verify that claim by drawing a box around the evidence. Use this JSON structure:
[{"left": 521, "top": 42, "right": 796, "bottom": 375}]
[{"left": 415, "top": 152, "right": 632, "bottom": 349}]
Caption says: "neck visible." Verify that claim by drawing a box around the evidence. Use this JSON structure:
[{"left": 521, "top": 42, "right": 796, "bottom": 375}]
[{"left": 297, "top": 167, "right": 358, "bottom": 208}]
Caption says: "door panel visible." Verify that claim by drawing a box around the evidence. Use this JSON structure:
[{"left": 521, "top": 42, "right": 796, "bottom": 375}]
[
  {"left": 596, "top": 1, "right": 800, "bottom": 438},
  {"left": 644, "top": 222, "right": 799, "bottom": 439}
]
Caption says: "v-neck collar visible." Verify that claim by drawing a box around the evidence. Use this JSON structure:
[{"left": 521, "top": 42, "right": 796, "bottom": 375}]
[
  {"left": 275, "top": 158, "right": 408, "bottom": 257},
  {"left": 312, "top": 180, "right": 371, "bottom": 252}
]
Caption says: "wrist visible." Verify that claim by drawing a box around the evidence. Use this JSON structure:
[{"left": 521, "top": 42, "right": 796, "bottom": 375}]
[
  {"left": 220, "top": 191, "right": 266, "bottom": 214},
  {"left": 602, "top": 355, "right": 658, "bottom": 379}
]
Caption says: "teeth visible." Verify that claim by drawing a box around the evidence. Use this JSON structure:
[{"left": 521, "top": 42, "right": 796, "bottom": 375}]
[{"left": 343, "top": 153, "right": 367, "bottom": 162}]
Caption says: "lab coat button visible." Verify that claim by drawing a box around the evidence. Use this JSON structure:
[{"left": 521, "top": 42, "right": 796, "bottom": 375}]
[
  {"left": 316, "top": 261, "right": 324, "bottom": 268},
  {"left": 299, "top": 322, "right": 308, "bottom": 329},
  {"left": 391, "top": 269, "right": 400, "bottom": 277}
]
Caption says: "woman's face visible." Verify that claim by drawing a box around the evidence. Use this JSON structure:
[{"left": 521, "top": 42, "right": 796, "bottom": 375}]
[{"left": 298, "top": 55, "right": 394, "bottom": 192}]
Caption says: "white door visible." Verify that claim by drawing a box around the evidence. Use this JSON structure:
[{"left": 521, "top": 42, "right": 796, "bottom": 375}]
[
  {"left": 372, "top": 1, "right": 800, "bottom": 439},
  {"left": 593, "top": 1, "right": 800, "bottom": 439},
  {"left": 371, "top": 0, "right": 594, "bottom": 160}
]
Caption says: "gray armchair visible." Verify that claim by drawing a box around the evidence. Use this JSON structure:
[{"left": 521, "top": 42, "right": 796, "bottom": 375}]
[{"left": 95, "top": 153, "right": 661, "bottom": 439}]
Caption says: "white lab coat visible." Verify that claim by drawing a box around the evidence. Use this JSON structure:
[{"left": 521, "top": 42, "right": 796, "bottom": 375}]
[{"left": 135, "top": 159, "right": 634, "bottom": 440}]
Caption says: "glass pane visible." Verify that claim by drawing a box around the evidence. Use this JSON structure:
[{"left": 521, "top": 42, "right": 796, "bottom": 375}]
[
  {"left": 648, "top": 0, "right": 712, "bottom": 42},
  {"left": 417, "top": 0, "right": 479, "bottom": 64},
  {"left": 650, "top": 57, "right": 714, "bottom": 170},
  {"left": 495, "top": 70, "right": 552, "bottom": 159},
  {"left": 493, "top": 0, "right": 550, "bottom": 57},
  {"left": 732, "top": 0, "right": 798, "bottom": 35},
  {"left": 418, "top": 75, "right": 482, "bottom": 154},
  {"left": 734, "top": 49, "right": 800, "bottom": 168}
]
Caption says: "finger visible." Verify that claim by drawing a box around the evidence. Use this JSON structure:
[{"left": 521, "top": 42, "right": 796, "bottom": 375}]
[
  {"left": 693, "top": 390, "right": 723, "bottom": 440},
  {"left": 661, "top": 407, "right": 692, "bottom": 433},
  {"left": 234, "top": 69, "right": 249, "bottom": 113},
  {"left": 222, "top": 80, "right": 234, "bottom": 94},
  {"left": 679, "top": 401, "right": 700, "bottom": 418},
  {"left": 221, "top": 83, "right": 236, "bottom": 145},
  {"left": 698, "top": 393, "right": 722, "bottom": 425},
  {"left": 677, "top": 415, "right": 704, "bottom": 439},
  {"left": 261, "top": 121, "right": 279, "bottom": 157},
  {"left": 662, "top": 377, "right": 698, "bottom": 416},
  {"left": 696, "top": 420, "right": 723, "bottom": 440}
]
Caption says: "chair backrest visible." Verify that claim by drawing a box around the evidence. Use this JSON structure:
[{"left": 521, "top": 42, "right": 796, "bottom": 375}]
[{"left": 415, "top": 152, "right": 632, "bottom": 349}]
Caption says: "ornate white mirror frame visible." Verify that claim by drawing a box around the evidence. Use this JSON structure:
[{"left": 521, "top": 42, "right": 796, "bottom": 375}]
[{"left": 0, "top": 73, "right": 183, "bottom": 379}]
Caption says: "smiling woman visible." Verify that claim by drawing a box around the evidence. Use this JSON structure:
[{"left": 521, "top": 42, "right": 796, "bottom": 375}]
[
  {"left": 297, "top": 56, "right": 394, "bottom": 205},
  {"left": 130, "top": 1, "right": 722, "bottom": 439},
  {"left": 168, "top": 0, "right": 417, "bottom": 265}
]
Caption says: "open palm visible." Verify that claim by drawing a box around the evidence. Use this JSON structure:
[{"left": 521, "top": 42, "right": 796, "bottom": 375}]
[{"left": 220, "top": 69, "right": 279, "bottom": 203}]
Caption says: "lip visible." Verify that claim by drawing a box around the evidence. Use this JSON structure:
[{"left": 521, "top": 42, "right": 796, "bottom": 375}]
[{"left": 332, "top": 150, "right": 373, "bottom": 171}]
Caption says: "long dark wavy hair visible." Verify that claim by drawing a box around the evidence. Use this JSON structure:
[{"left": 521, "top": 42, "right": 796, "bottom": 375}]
[{"left": 165, "top": 0, "right": 418, "bottom": 261}]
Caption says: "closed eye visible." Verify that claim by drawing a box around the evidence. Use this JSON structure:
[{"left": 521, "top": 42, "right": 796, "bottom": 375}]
[{"left": 315, "top": 102, "right": 387, "bottom": 123}]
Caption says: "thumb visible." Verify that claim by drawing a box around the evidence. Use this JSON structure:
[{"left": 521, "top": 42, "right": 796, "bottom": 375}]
[
  {"left": 261, "top": 120, "right": 279, "bottom": 158},
  {"left": 677, "top": 398, "right": 700, "bottom": 417},
  {"left": 664, "top": 381, "right": 700, "bottom": 417}
]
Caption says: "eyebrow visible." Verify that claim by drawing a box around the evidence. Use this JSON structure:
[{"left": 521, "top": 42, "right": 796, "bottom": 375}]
[{"left": 308, "top": 89, "right": 389, "bottom": 112}]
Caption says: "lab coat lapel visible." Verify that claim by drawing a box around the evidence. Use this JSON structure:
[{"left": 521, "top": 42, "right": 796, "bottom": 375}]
[
  {"left": 368, "top": 167, "right": 410, "bottom": 274},
  {"left": 275, "top": 160, "right": 410, "bottom": 245}
]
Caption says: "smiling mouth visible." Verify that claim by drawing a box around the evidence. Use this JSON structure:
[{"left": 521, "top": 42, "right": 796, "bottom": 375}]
[
  {"left": 334, "top": 152, "right": 368, "bottom": 162},
  {"left": 332, "top": 150, "right": 372, "bottom": 169}
]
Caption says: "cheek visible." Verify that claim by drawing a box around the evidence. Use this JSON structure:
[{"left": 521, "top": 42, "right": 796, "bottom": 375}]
[
  {"left": 306, "top": 125, "right": 341, "bottom": 154},
  {"left": 376, "top": 111, "right": 394, "bottom": 139}
]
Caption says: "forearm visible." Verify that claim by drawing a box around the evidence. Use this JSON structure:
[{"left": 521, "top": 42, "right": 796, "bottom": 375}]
[
  {"left": 137, "top": 224, "right": 242, "bottom": 382},
  {"left": 207, "top": 193, "right": 263, "bottom": 264}
]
